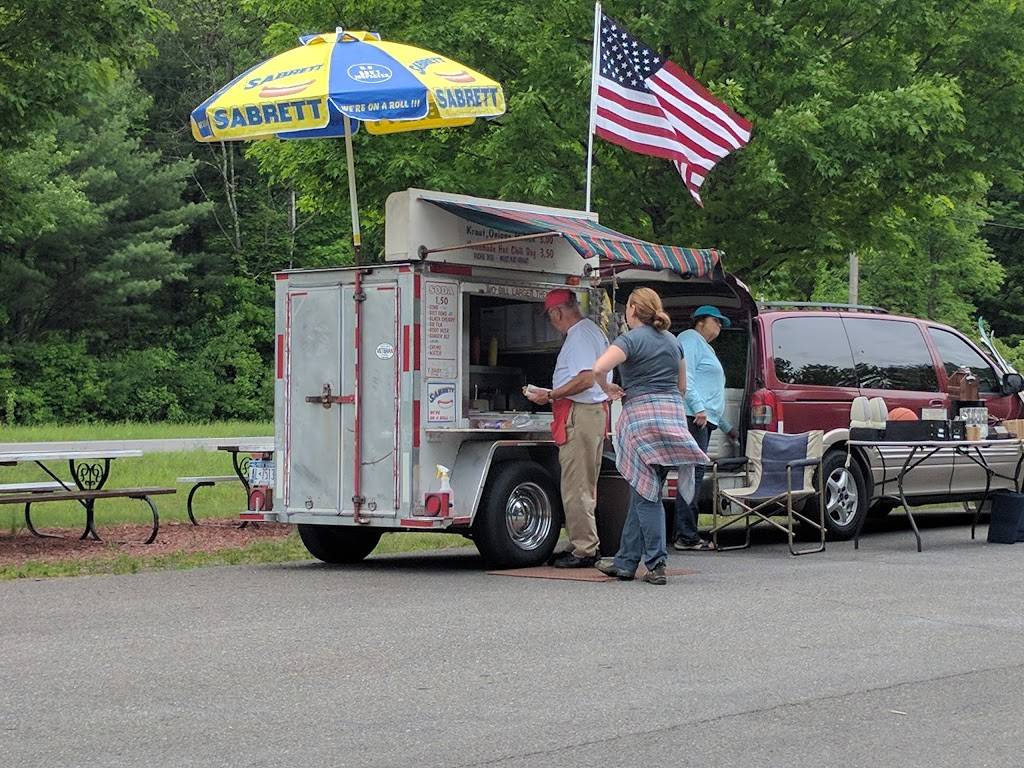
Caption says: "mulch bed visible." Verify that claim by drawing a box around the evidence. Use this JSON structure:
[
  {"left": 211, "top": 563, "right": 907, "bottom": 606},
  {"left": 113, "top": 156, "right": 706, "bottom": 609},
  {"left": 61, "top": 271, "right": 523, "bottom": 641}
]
[{"left": 0, "top": 519, "right": 292, "bottom": 567}]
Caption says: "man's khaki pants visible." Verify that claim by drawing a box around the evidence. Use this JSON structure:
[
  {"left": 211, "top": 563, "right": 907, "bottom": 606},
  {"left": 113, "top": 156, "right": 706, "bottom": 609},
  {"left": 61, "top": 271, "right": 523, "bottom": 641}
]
[{"left": 559, "top": 401, "right": 607, "bottom": 558}]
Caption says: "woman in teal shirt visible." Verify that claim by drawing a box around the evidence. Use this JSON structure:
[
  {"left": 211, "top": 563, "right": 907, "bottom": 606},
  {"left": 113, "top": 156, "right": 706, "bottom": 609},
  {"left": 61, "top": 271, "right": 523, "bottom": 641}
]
[{"left": 674, "top": 305, "right": 737, "bottom": 551}]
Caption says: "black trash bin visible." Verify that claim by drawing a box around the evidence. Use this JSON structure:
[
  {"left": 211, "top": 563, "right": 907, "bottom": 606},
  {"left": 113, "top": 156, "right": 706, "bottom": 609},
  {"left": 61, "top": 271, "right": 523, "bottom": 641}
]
[
  {"left": 987, "top": 490, "right": 1024, "bottom": 544},
  {"left": 595, "top": 472, "right": 675, "bottom": 556},
  {"left": 596, "top": 473, "right": 630, "bottom": 556}
]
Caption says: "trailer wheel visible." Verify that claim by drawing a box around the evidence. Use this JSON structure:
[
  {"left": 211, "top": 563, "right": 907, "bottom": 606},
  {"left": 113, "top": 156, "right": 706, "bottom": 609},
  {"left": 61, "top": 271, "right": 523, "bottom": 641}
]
[
  {"left": 473, "top": 461, "right": 562, "bottom": 568},
  {"left": 297, "top": 524, "right": 382, "bottom": 564}
]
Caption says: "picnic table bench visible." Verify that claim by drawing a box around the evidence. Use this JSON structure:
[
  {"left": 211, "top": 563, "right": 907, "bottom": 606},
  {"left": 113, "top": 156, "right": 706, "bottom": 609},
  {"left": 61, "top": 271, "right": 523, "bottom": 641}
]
[
  {"left": 0, "top": 485, "right": 176, "bottom": 544},
  {"left": 177, "top": 475, "right": 239, "bottom": 525},
  {"left": 0, "top": 481, "right": 67, "bottom": 494},
  {"left": 177, "top": 441, "right": 273, "bottom": 526},
  {"left": 0, "top": 449, "right": 174, "bottom": 544}
]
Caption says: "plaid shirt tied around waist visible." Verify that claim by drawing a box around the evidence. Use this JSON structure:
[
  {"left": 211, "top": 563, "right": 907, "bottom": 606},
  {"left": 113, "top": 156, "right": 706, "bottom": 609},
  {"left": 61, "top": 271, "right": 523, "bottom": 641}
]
[{"left": 615, "top": 392, "right": 709, "bottom": 501}]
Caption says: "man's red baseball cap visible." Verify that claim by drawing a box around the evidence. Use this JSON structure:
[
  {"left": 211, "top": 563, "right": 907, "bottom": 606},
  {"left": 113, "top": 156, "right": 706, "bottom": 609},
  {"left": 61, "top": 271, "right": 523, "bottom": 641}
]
[{"left": 544, "top": 289, "right": 574, "bottom": 312}]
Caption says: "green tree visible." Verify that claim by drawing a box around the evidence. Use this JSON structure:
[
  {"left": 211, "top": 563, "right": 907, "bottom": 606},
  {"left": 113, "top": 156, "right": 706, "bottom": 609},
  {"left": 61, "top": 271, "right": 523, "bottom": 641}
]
[
  {"left": 243, "top": 0, "right": 1024, "bottom": 330},
  {"left": 0, "top": 77, "right": 209, "bottom": 345},
  {"left": 0, "top": 0, "right": 167, "bottom": 145}
]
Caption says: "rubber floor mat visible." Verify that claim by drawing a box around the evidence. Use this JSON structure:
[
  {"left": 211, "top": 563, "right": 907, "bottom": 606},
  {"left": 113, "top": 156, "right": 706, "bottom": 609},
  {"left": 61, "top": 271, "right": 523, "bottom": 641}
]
[{"left": 486, "top": 565, "right": 697, "bottom": 581}]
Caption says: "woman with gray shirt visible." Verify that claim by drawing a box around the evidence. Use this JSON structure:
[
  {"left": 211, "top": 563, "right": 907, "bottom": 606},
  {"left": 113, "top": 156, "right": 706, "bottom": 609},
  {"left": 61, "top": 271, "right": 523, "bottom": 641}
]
[{"left": 592, "top": 287, "right": 708, "bottom": 585}]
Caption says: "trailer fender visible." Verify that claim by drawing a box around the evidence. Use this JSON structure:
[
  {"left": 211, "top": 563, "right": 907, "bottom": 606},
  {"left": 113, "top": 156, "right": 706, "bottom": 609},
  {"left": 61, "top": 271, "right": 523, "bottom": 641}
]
[{"left": 449, "top": 440, "right": 559, "bottom": 523}]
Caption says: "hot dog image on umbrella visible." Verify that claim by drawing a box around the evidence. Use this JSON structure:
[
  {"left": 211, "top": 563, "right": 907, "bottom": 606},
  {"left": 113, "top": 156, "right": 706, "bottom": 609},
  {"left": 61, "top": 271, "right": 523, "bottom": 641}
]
[{"left": 190, "top": 28, "right": 506, "bottom": 263}]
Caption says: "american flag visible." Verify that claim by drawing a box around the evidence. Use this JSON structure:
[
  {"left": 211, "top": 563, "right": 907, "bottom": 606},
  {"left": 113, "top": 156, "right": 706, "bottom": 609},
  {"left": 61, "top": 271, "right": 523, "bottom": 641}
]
[{"left": 594, "top": 11, "right": 752, "bottom": 206}]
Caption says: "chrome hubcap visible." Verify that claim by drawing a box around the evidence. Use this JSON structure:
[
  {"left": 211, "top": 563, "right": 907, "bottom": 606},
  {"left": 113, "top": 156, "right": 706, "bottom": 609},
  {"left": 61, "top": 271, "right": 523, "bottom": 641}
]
[
  {"left": 826, "top": 467, "right": 859, "bottom": 526},
  {"left": 505, "top": 482, "right": 553, "bottom": 551}
]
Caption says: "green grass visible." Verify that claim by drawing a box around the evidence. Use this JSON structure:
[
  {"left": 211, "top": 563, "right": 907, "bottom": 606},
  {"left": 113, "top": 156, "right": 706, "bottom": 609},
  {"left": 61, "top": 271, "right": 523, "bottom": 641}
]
[
  {"left": 0, "top": 530, "right": 474, "bottom": 581},
  {"left": 0, "top": 420, "right": 271, "bottom": 442},
  {"left": 0, "top": 420, "right": 474, "bottom": 580}
]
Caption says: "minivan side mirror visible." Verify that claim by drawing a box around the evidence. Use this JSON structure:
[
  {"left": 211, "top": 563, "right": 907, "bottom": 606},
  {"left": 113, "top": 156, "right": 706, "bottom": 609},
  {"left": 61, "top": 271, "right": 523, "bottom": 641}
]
[{"left": 1001, "top": 372, "right": 1024, "bottom": 395}]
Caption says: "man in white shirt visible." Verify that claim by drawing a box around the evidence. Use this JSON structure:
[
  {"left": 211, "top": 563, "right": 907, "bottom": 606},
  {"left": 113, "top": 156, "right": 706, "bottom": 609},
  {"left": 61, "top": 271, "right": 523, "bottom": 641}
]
[{"left": 526, "top": 289, "right": 610, "bottom": 567}]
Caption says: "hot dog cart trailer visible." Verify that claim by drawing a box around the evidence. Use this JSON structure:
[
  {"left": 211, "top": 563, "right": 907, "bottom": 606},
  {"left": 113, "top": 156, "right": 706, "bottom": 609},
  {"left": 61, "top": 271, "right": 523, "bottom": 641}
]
[{"left": 259, "top": 188, "right": 736, "bottom": 567}]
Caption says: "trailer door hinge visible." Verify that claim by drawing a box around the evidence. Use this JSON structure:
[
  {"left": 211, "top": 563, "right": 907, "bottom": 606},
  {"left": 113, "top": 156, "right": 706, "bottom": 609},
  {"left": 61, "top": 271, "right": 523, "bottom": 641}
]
[{"left": 305, "top": 383, "right": 354, "bottom": 409}]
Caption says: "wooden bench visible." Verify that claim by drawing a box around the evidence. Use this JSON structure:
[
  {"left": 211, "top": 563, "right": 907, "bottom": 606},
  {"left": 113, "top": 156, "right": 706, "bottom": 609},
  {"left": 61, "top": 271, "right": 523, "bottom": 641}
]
[
  {"left": 176, "top": 475, "right": 240, "bottom": 525},
  {"left": 0, "top": 486, "right": 176, "bottom": 544},
  {"left": 0, "top": 481, "right": 68, "bottom": 494}
]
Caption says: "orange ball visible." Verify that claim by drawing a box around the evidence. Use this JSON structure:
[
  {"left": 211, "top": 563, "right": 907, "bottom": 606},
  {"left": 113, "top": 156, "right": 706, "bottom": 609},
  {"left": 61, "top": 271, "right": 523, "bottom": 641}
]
[{"left": 887, "top": 407, "right": 919, "bottom": 421}]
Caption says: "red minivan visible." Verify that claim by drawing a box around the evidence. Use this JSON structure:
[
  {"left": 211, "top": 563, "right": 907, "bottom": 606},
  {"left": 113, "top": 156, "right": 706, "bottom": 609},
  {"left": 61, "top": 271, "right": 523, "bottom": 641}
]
[{"left": 744, "top": 304, "right": 1024, "bottom": 538}]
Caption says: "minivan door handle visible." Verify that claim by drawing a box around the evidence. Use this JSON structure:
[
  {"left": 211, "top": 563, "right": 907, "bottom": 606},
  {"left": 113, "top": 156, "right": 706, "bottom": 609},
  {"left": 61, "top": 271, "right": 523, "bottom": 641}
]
[{"left": 928, "top": 398, "right": 945, "bottom": 406}]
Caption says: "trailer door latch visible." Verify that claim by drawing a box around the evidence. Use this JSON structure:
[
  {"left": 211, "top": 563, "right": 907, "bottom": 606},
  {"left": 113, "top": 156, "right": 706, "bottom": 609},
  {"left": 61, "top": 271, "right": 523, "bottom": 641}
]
[{"left": 305, "top": 383, "right": 354, "bottom": 409}]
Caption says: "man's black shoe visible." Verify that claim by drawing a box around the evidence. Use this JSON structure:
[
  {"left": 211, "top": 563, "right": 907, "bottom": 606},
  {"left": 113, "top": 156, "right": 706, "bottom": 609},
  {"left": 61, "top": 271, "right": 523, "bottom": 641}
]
[{"left": 552, "top": 552, "right": 598, "bottom": 568}]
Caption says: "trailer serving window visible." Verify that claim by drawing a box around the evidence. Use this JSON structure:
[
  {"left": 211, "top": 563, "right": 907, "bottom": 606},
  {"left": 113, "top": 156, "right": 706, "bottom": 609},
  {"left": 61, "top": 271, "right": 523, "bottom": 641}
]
[{"left": 460, "top": 287, "right": 561, "bottom": 428}]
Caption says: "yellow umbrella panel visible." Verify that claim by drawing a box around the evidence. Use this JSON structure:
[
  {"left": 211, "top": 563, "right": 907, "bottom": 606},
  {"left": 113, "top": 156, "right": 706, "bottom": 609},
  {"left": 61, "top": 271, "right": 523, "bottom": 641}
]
[{"left": 190, "top": 30, "right": 506, "bottom": 262}]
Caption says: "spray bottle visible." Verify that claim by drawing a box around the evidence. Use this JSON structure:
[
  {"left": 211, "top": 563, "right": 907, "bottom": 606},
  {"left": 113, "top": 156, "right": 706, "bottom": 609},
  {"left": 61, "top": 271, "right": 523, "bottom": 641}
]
[{"left": 425, "top": 464, "right": 452, "bottom": 517}]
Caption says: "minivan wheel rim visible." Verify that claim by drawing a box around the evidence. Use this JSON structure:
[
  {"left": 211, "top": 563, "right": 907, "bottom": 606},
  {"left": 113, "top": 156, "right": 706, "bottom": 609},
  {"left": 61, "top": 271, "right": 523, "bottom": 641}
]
[
  {"left": 505, "top": 482, "right": 553, "bottom": 551},
  {"left": 826, "top": 467, "right": 858, "bottom": 526}
]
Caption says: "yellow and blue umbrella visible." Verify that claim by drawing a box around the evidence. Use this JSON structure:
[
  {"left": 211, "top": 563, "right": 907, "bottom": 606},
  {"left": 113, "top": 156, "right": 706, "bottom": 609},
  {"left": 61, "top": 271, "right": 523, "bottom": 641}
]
[{"left": 190, "top": 29, "right": 506, "bottom": 259}]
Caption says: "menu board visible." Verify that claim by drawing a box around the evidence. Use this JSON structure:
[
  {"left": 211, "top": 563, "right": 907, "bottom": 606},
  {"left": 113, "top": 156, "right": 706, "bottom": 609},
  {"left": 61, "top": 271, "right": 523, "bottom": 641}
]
[
  {"left": 504, "top": 303, "right": 535, "bottom": 348},
  {"left": 424, "top": 280, "right": 458, "bottom": 379}
]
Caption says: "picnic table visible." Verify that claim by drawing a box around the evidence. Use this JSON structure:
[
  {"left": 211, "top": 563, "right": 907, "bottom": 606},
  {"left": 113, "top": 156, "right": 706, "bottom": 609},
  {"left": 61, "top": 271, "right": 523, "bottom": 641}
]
[
  {"left": 178, "top": 441, "right": 274, "bottom": 525},
  {"left": 0, "top": 449, "right": 175, "bottom": 544},
  {"left": 847, "top": 437, "right": 1024, "bottom": 552}
]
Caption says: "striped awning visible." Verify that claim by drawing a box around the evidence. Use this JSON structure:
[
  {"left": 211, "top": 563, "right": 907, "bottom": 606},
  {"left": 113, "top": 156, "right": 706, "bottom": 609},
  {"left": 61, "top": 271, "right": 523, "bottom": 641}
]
[{"left": 427, "top": 200, "right": 720, "bottom": 278}]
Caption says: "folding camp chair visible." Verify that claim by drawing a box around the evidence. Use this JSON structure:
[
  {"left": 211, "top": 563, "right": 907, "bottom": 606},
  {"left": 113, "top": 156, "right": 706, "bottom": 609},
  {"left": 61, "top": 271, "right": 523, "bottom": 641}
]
[{"left": 709, "top": 430, "right": 826, "bottom": 555}]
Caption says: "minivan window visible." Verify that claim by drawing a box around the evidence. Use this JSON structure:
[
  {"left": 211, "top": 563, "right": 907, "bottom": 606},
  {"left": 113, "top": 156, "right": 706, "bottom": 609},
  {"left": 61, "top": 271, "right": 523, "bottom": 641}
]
[
  {"left": 772, "top": 317, "right": 858, "bottom": 387},
  {"left": 714, "top": 329, "right": 749, "bottom": 389},
  {"left": 844, "top": 318, "right": 938, "bottom": 392},
  {"left": 928, "top": 328, "right": 1000, "bottom": 393}
]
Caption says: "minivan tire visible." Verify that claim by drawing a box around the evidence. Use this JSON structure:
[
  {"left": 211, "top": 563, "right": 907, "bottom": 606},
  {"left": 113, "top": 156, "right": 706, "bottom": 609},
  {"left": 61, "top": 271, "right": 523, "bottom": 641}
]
[
  {"left": 298, "top": 524, "right": 382, "bottom": 564},
  {"left": 473, "top": 460, "right": 563, "bottom": 569},
  {"left": 817, "top": 450, "right": 868, "bottom": 540}
]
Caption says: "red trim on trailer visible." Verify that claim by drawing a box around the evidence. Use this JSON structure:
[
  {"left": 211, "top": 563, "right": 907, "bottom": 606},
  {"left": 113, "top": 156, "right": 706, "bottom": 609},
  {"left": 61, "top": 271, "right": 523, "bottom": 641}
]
[
  {"left": 413, "top": 324, "right": 422, "bottom": 371},
  {"left": 412, "top": 400, "right": 421, "bottom": 448},
  {"left": 275, "top": 274, "right": 288, "bottom": 281},
  {"left": 414, "top": 273, "right": 422, "bottom": 299},
  {"left": 402, "top": 325, "right": 411, "bottom": 372},
  {"left": 400, "top": 518, "right": 442, "bottom": 528},
  {"left": 398, "top": 265, "right": 411, "bottom": 272},
  {"left": 238, "top": 512, "right": 266, "bottom": 521},
  {"left": 428, "top": 263, "right": 472, "bottom": 276},
  {"left": 377, "top": 286, "right": 396, "bottom": 291},
  {"left": 283, "top": 291, "right": 307, "bottom": 506},
  {"left": 450, "top": 516, "right": 471, "bottom": 526},
  {"left": 393, "top": 285, "right": 401, "bottom": 510},
  {"left": 276, "top": 334, "right": 284, "bottom": 379},
  {"left": 352, "top": 271, "right": 365, "bottom": 524}
]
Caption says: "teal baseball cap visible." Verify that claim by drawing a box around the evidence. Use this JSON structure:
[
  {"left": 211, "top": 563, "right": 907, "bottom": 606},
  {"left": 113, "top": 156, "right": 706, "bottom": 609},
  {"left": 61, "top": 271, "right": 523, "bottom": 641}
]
[{"left": 692, "top": 305, "right": 732, "bottom": 328}]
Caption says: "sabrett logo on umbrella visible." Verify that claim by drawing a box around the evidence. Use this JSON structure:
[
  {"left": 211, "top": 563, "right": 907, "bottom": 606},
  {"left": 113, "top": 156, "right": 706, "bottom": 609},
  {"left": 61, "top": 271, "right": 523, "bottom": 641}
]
[
  {"left": 433, "top": 87, "right": 501, "bottom": 110},
  {"left": 244, "top": 64, "right": 323, "bottom": 90},
  {"left": 212, "top": 99, "right": 324, "bottom": 130}
]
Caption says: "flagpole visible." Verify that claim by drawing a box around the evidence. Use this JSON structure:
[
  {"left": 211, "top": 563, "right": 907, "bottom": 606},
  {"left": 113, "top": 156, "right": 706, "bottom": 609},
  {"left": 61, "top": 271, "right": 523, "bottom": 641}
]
[{"left": 585, "top": 0, "right": 601, "bottom": 213}]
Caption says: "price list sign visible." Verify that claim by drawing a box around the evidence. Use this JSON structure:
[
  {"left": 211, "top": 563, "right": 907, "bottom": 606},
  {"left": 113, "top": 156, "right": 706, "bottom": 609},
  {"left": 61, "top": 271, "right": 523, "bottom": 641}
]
[{"left": 425, "top": 281, "right": 458, "bottom": 379}]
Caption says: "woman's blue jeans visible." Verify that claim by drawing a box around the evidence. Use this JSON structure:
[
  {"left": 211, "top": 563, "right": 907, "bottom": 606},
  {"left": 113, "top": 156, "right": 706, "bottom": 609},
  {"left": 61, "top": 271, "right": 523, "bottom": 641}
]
[
  {"left": 613, "top": 466, "right": 668, "bottom": 573},
  {"left": 673, "top": 418, "right": 713, "bottom": 544}
]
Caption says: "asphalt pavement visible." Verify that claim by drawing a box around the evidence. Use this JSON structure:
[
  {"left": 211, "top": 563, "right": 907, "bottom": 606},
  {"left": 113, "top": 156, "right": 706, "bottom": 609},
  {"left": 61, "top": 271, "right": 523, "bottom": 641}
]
[{"left": 2, "top": 510, "right": 1022, "bottom": 768}]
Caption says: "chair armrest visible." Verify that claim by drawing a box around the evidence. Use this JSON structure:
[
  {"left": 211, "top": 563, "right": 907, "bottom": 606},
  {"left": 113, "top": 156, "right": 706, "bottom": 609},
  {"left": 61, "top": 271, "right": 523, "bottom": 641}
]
[
  {"left": 708, "top": 457, "right": 749, "bottom": 472},
  {"left": 786, "top": 458, "right": 822, "bottom": 470}
]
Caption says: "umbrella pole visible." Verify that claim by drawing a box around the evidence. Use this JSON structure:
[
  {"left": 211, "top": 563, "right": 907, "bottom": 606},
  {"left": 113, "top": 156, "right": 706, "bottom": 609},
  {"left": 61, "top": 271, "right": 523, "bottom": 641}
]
[{"left": 343, "top": 115, "right": 362, "bottom": 265}]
